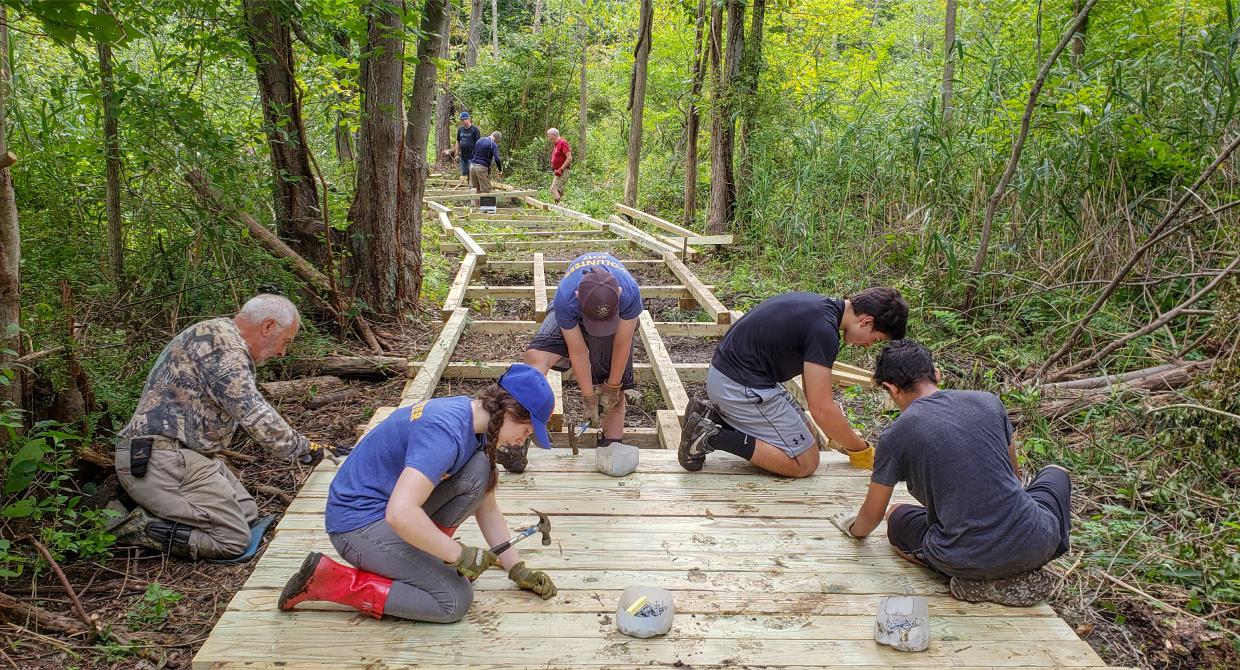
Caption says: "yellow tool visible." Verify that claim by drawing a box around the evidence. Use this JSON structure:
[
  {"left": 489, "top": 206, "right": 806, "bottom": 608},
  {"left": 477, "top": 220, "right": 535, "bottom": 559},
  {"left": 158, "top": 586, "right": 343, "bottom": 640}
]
[{"left": 625, "top": 596, "right": 649, "bottom": 615}]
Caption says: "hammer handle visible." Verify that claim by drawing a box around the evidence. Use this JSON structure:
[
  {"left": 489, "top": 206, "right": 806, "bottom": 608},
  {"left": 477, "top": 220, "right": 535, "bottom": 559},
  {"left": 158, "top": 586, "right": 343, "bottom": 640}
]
[{"left": 489, "top": 524, "right": 537, "bottom": 555}]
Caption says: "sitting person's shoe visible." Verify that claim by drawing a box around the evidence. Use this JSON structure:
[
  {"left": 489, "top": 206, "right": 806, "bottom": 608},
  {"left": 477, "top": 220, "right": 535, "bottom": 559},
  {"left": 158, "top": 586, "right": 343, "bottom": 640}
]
[
  {"left": 497, "top": 437, "right": 530, "bottom": 473},
  {"left": 678, "top": 397, "right": 721, "bottom": 472},
  {"left": 949, "top": 567, "right": 1055, "bottom": 607}
]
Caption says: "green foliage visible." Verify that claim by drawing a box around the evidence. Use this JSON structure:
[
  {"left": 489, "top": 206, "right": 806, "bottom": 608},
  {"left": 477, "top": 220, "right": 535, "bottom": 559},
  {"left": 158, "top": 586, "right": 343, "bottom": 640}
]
[{"left": 127, "top": 582, "right": 184, "bottom": 629}]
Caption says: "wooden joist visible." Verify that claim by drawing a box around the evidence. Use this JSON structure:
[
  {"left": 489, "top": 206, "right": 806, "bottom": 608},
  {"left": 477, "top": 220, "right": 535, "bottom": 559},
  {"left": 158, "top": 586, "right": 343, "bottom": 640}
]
[
  {"left": 532, "top": 252, "right": 549, "bottom": 320},
  {"left": 637, "top": 311, "right": 690, "bottom": 413},
  {"left": 467, "top": 319, "right": 731, "bottom": 338},
  {"left": 606, "top": 214, "right": 682, "bottom": 256},
  {"left": 664, "top": 253, "right": 730, "bottom": 324},
  {"left": 401, "top": 308, "right": 470, "bottom": 406},
  {"left": 463, "top": 284, "right": 714, "bottom": 300},
  {"left": 441, "top": 253, "right": 478, "bottom": 319},
  {"left": 548, "top": 369, "right": 563, "bottom": 431},
  {"left": 468, "top": 229, "right": 598, "bottom": 239},
  {"left": 486, "top": 258, "right": 667, "bottom": 271},
  {"left": 442, "top": 238, "right": 632, "bottom": 252},
  {"left": 424, "top": 189, "right": 538, "bottom": 203},
  {"left": 616, "top": 202, "right": 697, "bottom": 237}
]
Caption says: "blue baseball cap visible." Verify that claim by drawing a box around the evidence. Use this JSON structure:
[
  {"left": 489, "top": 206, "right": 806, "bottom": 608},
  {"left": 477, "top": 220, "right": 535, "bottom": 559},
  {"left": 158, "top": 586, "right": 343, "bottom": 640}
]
[
  {"left": 460, "top": 111, "right": 471, "bottom": 120},
  {"left": 498, "top": 364, "right": 554, "bottom": 449}
]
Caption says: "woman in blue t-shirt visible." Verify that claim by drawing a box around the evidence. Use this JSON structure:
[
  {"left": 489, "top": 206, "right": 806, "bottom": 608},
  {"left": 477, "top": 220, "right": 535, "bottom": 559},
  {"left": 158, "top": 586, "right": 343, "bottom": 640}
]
[{"left": 278, "top": 364, "right": 558, "bottom": 622}]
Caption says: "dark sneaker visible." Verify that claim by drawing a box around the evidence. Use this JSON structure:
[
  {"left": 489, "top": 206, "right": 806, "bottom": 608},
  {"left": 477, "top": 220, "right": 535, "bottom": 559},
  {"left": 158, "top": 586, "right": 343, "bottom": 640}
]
[
  {"left": 678, "top": 397, "right": 720, "bottom": 472},
  {"left": 497, "top": 437, "right": 530, "bottom": 473},
  {"left": 949, "top": 568, "right": 1055, "bottom": 607}
]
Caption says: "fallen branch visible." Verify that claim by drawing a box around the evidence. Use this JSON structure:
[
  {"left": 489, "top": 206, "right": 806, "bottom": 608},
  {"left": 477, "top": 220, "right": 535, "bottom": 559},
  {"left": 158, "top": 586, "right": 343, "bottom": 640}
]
[
  {"left": 280, "top": 355, "right": 409, "bottom": 379},
  {"left": 1042, "top": 361, "right": 1187, "bottom": 391},
  {"left": 0, "top": 592, "right": 178, "bottom": 648},
  {"left": 1146, "top": 403, "right": 1240, "bottom": 423},
  {"left": 25, "top": 537, "right": 98, "bottom": 642},
  {"left": 1039, "top": 133, "right": 1240, "bottom": 379},
  {"left": 254, "top": 484, "right": 294, "bottom": 505},
  {"left": 1035, "top": 360, "right": 1214, "bottom": 420},
  {"left": 259, "top": 375, "right": 346, "bottom": 401},
  {"left": 304, "top": 388, "right": 358, "bottom": 409}
]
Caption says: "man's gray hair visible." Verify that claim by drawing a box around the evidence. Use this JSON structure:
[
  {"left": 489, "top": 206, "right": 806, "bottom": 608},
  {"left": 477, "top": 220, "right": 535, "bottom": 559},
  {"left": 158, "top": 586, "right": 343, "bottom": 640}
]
[
  {"left": 491, "top": 131, "right": 502, "bottom": 141},
  {"left": 237, "top": 294, "right": 300, "bottom": 329},
  {"left": 546, "top": 127, "right": 560, "bottom": 137}
]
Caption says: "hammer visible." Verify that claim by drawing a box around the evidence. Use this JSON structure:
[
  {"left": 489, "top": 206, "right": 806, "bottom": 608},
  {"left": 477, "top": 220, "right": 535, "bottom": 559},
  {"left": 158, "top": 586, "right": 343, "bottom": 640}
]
[{"left": 488, "top": 508, "right": 552, "bottom": 555}]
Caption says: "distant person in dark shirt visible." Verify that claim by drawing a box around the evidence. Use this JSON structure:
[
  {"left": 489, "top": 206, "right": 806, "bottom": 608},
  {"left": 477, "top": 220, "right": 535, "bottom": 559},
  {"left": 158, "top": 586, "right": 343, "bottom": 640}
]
[
  {"left": 469, "top": 131, "right": 502, "bottom": 194},
  {"left": 829, "top": 339, "right": 1072, "bottom": 607},
  {"left": 455, "top": 112, "right": 481, "bottom": 180},
  {"left": 679, "top": 289, "right": 908, "bottom": 478}
]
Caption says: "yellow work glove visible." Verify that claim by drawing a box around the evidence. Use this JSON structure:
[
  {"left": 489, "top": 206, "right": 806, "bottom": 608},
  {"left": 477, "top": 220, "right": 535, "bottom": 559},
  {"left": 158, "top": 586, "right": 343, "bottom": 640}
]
[
  {"left": 846, "top": 443, "right": 875, "bottom": 469},
  {"left": 448, "top": 542, "right": 498, "bottom": 580},
  {"left": 599, "top": 383, "right": 624, "bottom": 415},
  {"left": 508, "top": 561, "right": 557, "bottom": 599}
]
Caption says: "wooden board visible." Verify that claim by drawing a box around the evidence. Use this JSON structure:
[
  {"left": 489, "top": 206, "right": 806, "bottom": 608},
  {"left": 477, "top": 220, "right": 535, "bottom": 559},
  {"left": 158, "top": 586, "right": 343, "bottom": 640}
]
[
  {"left": 425, "top": 189, "right": 538, "bottom": 203},
  {"left": 548, "top": 369, "right": 563, "bottom": 431},
  {"left": 663, "top": 253, "right": 730, "bottom": 324},
  {"left": 401, "top": 308, "right": 469, "bottom": 405},
  {"left": 532, "top": 252, "right": 548, "bottom": 320},
  {"left": 464, "top": 284, "right": 712, "bottom": 300},
  {"left": 638, "top": 311, "right": 689, "bottom": 412},
  {"left": 605, "top": 214, "right": 682, "bottom": 256},
  {"left": 468, "top": 319, "right": 731, "bottom": 337},
  {"left": 443, "top": 238, "right": 632, "bottom": 252},
  {"left": 616, "top": 202, "right": 697, "bottom": 237},
  {"left": 441, "top": 253, "right": 478, "bottom": 318},
  {"left": 486, "top": 259, "right": 667, "bottom": 271}
]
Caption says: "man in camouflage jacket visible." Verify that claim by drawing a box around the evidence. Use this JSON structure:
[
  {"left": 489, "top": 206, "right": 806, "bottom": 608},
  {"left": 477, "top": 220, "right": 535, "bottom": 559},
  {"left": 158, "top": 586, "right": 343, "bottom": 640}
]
[{"left": 109, "top": 294, "right": 338, "bottom": 560}]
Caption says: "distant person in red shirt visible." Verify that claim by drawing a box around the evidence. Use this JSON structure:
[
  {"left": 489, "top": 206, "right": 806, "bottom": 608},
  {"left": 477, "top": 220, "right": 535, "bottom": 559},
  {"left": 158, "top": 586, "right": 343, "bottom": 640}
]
[{"left": 546, "top": 128, "right": 573, "bottom": 203}]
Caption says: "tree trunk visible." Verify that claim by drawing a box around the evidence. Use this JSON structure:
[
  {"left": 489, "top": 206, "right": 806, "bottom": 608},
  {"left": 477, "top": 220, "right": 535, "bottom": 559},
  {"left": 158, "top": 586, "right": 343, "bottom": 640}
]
[
  {"left": 942, "top": 0, "right": 957, "bottom": 125},
  {"left": 622, "top": 0, "right": 653, "bottom": 208},
  {"left": 577, "top": 20, "right": 588, "bottom": 165},
  {"left": 467, "top": 0, "right": 482, "bottom": 67},
  {"left": 349, "top": 0, "right": 414, "bottom": 315},
  {"left": 333, "top": 31, "right": 356, "bottom": 164},
  {"left": 0, "top": 7, "right": 20, "bottom": 416},
  {"left": 491, "top": 0, "right": 499, "bottom": 55},
  {"left": 683, "top": 0, "right": 707, "bottom": 229},
  {"left": 706, "top": 0, "right": 744, "bottom": 235},
  {"left": 1070, "top": 0, "right": 1088, "bottom": 68},
  {"left": 244, "top": 0, "right": 325, "bottom": 265},
  {"left": 434, "top": 5, "right": 455, "bottom": 166},
  {"left": 533, "top": 0, "right": 543, "bottom": 33},
  {"left": 398, "top": 0, "right": 450, "bottom": 306},
  {"left": 96, "top": 14, "right": 124, "bottom": 283},
  {"left": 735, "top": 0, "right": 765, "bottom": 205}
]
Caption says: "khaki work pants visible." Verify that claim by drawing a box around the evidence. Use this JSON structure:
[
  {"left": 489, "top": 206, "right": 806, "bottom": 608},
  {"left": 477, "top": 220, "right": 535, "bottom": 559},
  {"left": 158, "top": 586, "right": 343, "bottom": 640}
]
[
  {"left": 116, "top": 437, "right": 257, "bottom": 559},
  {"left": 469, "top": 164, "right": 492, "bottom": 193},
  {"left": 550, "top": 169, "right": 569, "bottom": 201}
]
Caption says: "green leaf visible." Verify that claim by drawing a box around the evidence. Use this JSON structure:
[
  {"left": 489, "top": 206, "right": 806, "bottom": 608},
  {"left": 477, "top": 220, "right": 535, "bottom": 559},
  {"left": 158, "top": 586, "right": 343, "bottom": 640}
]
[
  {"left": 2, "top": 498, "right": 36, "bottom": 519},
  {"left": 5, "top": 438, "right": 51, "bottom": 493}
]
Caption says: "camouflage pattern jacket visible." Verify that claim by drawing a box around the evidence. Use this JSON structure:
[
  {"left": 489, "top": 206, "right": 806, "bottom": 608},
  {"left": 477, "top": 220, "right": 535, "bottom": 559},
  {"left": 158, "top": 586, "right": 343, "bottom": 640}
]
[{"left": 119, "top": 317, "right": 309, "bottom": 460}]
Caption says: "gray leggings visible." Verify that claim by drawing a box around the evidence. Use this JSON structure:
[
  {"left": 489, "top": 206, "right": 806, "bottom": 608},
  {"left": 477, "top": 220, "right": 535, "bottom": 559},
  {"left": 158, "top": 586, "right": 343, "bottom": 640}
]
[{"left": 329, "top": 450, "right": 492, "bottom": 622}]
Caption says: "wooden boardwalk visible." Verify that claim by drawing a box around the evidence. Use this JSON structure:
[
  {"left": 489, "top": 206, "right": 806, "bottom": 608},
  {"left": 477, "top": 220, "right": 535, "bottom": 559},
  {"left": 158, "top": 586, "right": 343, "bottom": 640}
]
[
  {"left": 193, "top": 184, "right": 1125, "bottom": 669},
  {"left": 194, "top": 450, "right": 1123, "bottom": 669}
]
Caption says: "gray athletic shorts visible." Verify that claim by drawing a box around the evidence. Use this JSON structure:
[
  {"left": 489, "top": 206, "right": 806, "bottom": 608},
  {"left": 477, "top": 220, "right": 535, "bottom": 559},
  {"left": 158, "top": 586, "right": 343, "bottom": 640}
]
[
  {"left": 705, "top": 365, "right": 817, "bottom": 457},
  {"left": 527, "top": 308, "right": 635, "bottom": 389}
]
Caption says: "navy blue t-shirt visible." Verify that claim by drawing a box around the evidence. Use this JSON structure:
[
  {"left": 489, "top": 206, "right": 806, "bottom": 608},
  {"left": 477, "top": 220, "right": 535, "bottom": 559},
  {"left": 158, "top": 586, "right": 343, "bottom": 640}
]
[
  {"left": 456, "top": 125, "right": 481, "bottom": 159},
  {"left": 872, "top": 390, "right": 1064, "bottom": 579},
  {"left": 553, "top": 253, "right": 643, "bottom": 334},
  {"left": 469, "top": 137, "right": 502, "bottom": 171},
  {"left": 325, "top": 397, "right": 482, "bottom": 534},
  {"left": 711, "top": 292, "right": 843, "bottom": 388}
]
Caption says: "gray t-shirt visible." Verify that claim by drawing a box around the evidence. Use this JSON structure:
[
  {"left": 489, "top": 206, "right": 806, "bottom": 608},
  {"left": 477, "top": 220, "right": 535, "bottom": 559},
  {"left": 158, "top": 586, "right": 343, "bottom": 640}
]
[{"left": 872, "top": 389, "right": 1062, "bottom": 579}]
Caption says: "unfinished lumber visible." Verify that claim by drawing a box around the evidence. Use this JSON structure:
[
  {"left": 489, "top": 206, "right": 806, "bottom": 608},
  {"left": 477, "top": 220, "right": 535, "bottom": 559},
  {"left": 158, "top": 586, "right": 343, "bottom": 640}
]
[
  {"left": 442, "top": 238, "right": 631, "bottom": 252},
  {"left": 657, "top": 409, "right": 682, "bottom": 451},
  {"left": 533, "top": 253, "right": 548, "bottom": 320},
  {"left": 442, "top": 253, "right": 479, "bottom": 318},
  {"left": 437, "top": 210, "right": 453, "bottom": 235},
  {"left": 664, "top": 253, "right": 730, "bottom": 324},
  {"left": 426, "top": 200, "right": 452, "bottom": 215},
  {"left": 424, "top": 190, "right": 537, "bottom": 203},
  {"left": 468, "top": 319, "right": 731, "bottom": 338},
  {"left": 616, "top": 202, "right": 697, "bottom": 237},
  {"left": 409, "top": 361, "right": 712, "bottom": 383},
  {"left": 470, "top": 229, "right": 599, "bottom": 239},
  {"left": 486, "top": 259, "right": 667, "bottom": 272},
  {"left": 401, "top": 308, "right": 470, "bottom": 405},
  {"left": 548, "top": 369, "right": 563, "bottom": 431},
  {"left": 638, "top": 311, "right": 690, "bottom": 413},
  {"left": 605, "top": 215, "right": 682, "bottom": 256},
  {"left": 464, "top": 284, "right": 713, "bottom": 300},
  {"left": 451, "top": 226, "right": 487, "bottom": 261}
]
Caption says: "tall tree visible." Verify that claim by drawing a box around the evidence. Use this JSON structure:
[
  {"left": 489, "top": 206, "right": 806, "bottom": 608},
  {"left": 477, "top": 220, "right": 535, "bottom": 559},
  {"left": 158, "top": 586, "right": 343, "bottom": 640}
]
[
  {"left": 577, "top": 19, "right": 588, "bottom": 165},
  {"left": 434, "top": 5, "right": 454, "bottom": 165},
  {"left": 398, "top": 0, "right": 450, "bottom": 305},
  {"left": 622, "top": 0, "right": 652, "bottom": 207},
  {"left": 683, "top": 0, "right": 707, "bottom": 229},
  {"left": 942, "top": 0, "right": 957, "bottom": 124},
  {"left": 332, "top": 30, "right": 356, "bottom": 164},
  {"left": 706, "top": 0, "right": 744, "bottom": 234},
  {"left": 735, "top": 0, "right": 765, "bottom": 204},
  {"left": 96, "top": 2, "right": 124, "bottom": 282},
  {"left": 490, "top": 0, "right": 499, "bottom": 55},
  {"left": 467, "top": 0, "right": 483, "bottom": 67},
  {"left": 0, "top": 6, "right": 20, "bottom": 414},
  {"left": 349, "top": 0, "right": 414, "bottom": 314},
  {"left": 244, "top": 0, "right": 325, "bottom": 264},
  {"left": 533, "top": 0, "right": 543, "bottom": 32},
  {"left": 1070, "top": 0, "right": 1088, "bottom": 68}
]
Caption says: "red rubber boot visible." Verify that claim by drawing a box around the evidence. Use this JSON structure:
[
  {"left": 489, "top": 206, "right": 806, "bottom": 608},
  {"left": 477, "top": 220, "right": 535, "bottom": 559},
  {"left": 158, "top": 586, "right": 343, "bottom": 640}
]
[{"left": 278, "top": 552, "right": 391, "bottom": 619}]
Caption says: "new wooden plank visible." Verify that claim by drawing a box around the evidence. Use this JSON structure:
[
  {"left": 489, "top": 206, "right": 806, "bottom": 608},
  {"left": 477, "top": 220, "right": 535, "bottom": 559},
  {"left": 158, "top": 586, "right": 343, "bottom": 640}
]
[
  {"left": 401, "top": 308, "right": 469, "bottom": 405},
  {"left": 463, "top": 284, "right": 713, "bottom": 300},
  {"left": 485, "top": 259, "right": 667, "bottom": 271},
  {"left": 664, "top": 252, "right": 730, "bottom": 324},
  {"left": 471, "top": 229, "right": 599, "bottom": 239},
  {"left": 657, "top": 408, "right": 682, "bottom": 450},
  {"left": 616, "top": 202, "right": 697, "bottom": 237},
  {"left": 532, "top": 252, "right": 548, "bottom": 320},
  {"left": 425, "top": 199, "right": 453, "bottom": 215},
  {"left": 548, "top": 369, "right": 563, "bottom": 431},
  {"left": 638, "top": 311, "right": 690, "bottom": 412},
  {"left": 605, "top": 214, "right": 682, "bottom": 256},
  {"left": 469, "top": 319, "right": 730, "bottom": 338},
  {"left": 425, "top": 189, "right": 538, "bottom": 203},
  {"left": 441, "top": 253, "right": 478, "bottom": 318},
  {"left": 442, "top": 238, "right": 631, "bottom": 252},
  {"left": 450, "top": 226, "right": 487, "bottom": 261},
  {"left": 437, "top": 210, "right": 453, "bottom": 235}
]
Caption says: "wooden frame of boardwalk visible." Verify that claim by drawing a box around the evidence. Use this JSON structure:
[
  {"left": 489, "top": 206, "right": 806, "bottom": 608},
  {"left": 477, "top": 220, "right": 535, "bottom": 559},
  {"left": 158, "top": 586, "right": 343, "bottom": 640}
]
[{"left": 193, "top": 179, "right": 1129, "bottom": 669}]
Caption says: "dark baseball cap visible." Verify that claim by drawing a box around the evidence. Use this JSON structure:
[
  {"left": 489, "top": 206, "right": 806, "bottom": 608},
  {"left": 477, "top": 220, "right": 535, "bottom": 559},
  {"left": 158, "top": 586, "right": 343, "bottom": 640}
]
[
  {"left": 498, "top": 364, "right": 553, "bottom": 449},
  {"left": 578, "top": 268, "right": 622, "bottom": 336},
  {"left": 460, "top": 111, "right": 471, "bottom": 120}
]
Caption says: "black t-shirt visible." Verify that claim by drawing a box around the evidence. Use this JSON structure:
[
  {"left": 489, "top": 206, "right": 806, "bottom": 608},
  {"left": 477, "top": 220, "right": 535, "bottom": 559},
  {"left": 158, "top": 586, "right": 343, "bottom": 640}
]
[
  {"left": 710, "top": 292, "right": 843, "bottom": 388},
  {"left": 872, "top": 390, "right": 1064, "bottom": 579},
  {"left": 456, "top": 125, "right": 481, "bottom": 158}
]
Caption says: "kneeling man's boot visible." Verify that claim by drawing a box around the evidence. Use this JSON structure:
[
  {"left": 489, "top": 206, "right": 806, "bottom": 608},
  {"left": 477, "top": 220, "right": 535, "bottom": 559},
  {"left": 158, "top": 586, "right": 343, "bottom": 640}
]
[
  {"left": 108, "top": 506, "right": 195, "bottom": 559},
  {"left": 949, "top": 567, "right": 1055, "bottom": 607},
  {"left": 279, "top": 552, "right": 391, "bottom": 619}
]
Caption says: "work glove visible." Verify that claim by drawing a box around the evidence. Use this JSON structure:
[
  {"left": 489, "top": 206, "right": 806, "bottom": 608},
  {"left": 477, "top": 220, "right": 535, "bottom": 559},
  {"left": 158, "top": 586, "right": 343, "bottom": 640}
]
[
  {"left": 299, "top": 441, "right": 352, "bottom": 466},
  {"left": 582, "top": 389, "right": 601, "bottom": 428},
  {"left": 448, "top": 542, "right": 498, "bottom": 580},
  {"left": 599, "top": 382, "right": 624, "bottom": 415},
  {"left": 845, "top": 443, "right": 874, "bottom": 470},
  {"left": 508, "top": 561, "right": 557, "bottom": 599},
  {"left": 829, "top": 511, "right": 860, "bottom": 539}
]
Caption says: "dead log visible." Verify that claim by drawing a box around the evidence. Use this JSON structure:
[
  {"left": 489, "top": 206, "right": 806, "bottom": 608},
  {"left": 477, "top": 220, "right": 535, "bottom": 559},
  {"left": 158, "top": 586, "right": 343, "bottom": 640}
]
[
  {"left": 304, "top": 388, "right": 358, "bottom": 409},
  {"left": 281, "top": 355, "right": 409, "bottom": 379},
  {"left": 254, "top": 484, "right": 294, "bottom": 504},
  {"left": 0, "top": 591, "right": 178, "bottom": 646},
  {"left": 260, "top": 375, "right": 346, "bottom": 401},
  {"left": 1042, "top": 360, "right": 1211, "bottom": 392},
  {"left": 1037, "top": 359, "right": 1214, "bottom": 420}
]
